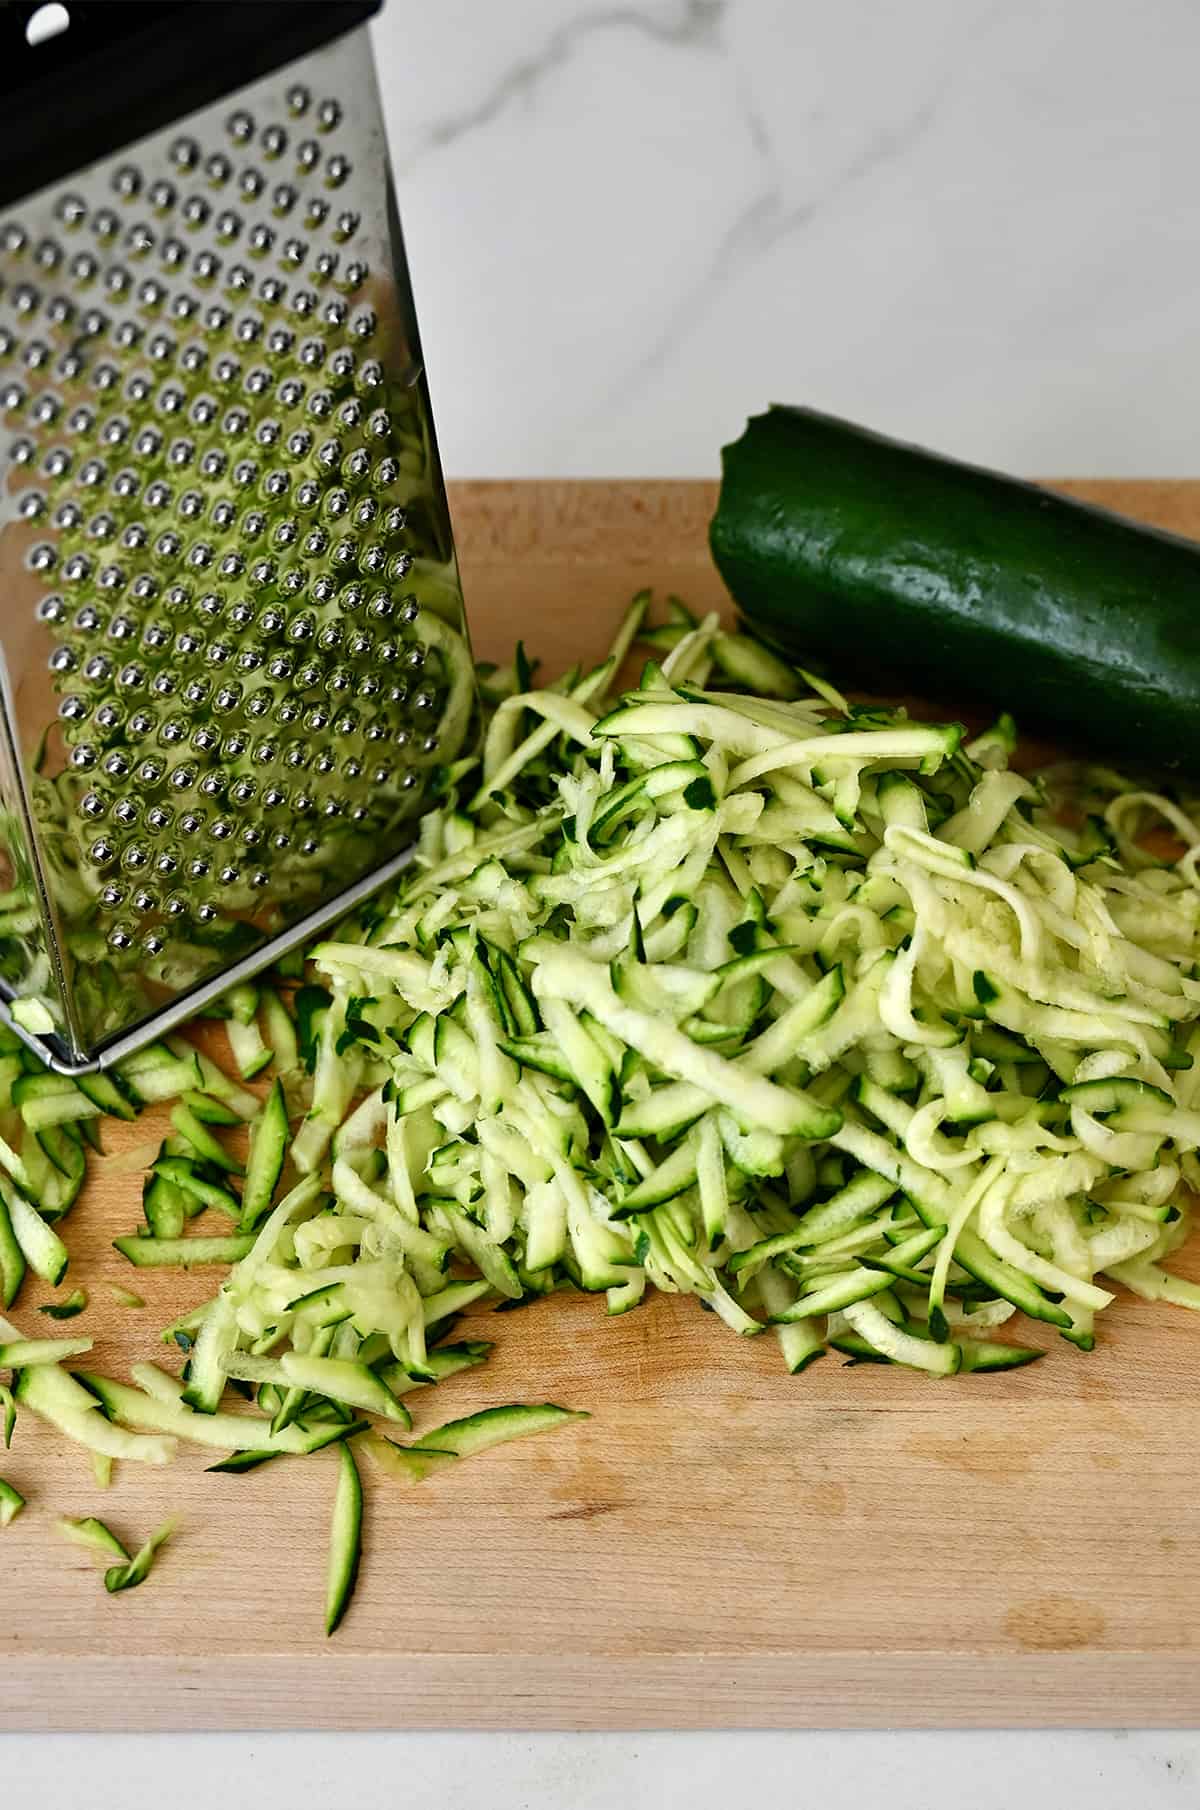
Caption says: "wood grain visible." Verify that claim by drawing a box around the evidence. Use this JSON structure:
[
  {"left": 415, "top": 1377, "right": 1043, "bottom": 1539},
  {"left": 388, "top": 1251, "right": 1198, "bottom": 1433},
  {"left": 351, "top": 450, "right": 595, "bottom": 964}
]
[{"left": 5, "top": 478, "right": 1200, "bottom": 1733}]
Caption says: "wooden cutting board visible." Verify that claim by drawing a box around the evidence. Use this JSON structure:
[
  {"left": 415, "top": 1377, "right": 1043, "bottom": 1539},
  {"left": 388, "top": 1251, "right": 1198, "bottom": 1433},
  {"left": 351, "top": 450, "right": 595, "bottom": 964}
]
[{"left": 6, "top": 478, "right": 1200, "bottom": 1733}]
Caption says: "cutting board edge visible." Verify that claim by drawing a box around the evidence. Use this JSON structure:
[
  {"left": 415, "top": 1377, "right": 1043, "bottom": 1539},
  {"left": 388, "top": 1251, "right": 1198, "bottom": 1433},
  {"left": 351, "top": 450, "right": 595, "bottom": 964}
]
[{"left": 4, "top": 1650, "right": 1198, "bottom": 1732}]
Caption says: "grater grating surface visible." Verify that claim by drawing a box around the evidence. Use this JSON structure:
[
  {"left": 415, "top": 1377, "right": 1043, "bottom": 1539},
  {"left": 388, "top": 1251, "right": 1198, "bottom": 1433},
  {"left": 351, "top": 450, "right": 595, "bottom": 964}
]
[{"left": 0, "top": 19, "right": 476, "bottom": 1068}]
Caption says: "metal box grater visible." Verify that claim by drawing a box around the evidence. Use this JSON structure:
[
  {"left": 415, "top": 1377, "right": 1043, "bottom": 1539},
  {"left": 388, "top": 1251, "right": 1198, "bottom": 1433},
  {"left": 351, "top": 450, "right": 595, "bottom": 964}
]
[{"left": 0, "top": 1, "right": 476, "bottom": 1073}]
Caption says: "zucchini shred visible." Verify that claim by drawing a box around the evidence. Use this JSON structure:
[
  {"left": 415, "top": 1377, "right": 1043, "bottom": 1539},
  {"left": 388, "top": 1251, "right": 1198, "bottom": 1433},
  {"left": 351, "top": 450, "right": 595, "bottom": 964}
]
[{"left": 6, "top": 593, "right": 1200, "bottom": 1630}]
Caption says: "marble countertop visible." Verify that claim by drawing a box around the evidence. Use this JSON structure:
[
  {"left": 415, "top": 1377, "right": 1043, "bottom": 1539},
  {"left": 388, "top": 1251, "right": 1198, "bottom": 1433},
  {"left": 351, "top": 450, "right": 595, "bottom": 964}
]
[
  {"left": 8, "top": 1728, "right": 1200, "bottom": 1809},
  {"left": 376, "top": 0, "right": 1200, "bottom": 481}
]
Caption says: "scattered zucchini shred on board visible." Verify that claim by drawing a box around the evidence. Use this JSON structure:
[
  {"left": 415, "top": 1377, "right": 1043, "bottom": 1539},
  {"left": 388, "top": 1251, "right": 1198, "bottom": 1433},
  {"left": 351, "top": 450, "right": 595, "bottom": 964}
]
[{"left": 6, "top": 594, "right": 1200, "bottom": 1629}]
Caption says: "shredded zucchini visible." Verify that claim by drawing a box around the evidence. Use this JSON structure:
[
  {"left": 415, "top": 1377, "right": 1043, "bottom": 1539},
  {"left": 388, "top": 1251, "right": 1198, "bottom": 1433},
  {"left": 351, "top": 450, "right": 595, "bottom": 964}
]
[{"left": 10, "top": 598, "right": 1200, "bottom": 1630}]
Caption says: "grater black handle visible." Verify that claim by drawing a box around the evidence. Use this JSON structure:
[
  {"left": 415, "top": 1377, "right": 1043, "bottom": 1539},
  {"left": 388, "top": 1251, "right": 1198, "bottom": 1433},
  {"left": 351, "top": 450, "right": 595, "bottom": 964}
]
[{"left": 0, "top": 1, "right": 383, "bottom": 208}]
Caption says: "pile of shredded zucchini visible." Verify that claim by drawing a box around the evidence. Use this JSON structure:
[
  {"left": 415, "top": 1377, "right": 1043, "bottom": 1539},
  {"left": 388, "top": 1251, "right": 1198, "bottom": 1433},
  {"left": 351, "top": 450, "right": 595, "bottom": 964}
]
[{"left": 5, "top": 591, "right": 1200, "bottom": 1627}]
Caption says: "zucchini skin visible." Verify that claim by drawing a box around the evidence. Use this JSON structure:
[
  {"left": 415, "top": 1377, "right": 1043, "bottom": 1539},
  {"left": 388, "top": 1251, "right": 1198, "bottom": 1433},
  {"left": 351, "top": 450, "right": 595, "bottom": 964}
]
[{"left": 710, "top": 406, "right": 1200, "bottom": 773}]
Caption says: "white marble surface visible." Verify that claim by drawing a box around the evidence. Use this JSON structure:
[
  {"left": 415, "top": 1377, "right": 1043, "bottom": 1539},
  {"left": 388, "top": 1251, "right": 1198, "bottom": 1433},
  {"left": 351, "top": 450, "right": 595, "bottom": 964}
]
[
  {"left": 374, "top": 0, "right": 1200, "bottom": 479},
  {"left": 7, "top": 1729, "right": 1200, "bottom": 1808}
]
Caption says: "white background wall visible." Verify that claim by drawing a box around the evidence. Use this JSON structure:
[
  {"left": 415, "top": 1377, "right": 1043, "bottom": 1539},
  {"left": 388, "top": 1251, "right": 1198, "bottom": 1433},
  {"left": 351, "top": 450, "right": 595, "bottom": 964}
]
[{"left": 372, "top": 0, "right": 1200, "bottom": 478}]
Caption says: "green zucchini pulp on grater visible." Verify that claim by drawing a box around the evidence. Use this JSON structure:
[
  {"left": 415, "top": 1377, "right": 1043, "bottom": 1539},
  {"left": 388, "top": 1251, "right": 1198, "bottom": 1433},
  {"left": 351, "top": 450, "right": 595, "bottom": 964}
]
[{"left": 0, "top": 28, "right": 475, "bottom": 1065}]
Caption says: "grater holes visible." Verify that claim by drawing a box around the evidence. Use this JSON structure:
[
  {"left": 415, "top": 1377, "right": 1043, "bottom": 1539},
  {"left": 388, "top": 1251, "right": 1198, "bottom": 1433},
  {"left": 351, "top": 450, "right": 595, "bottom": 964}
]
[
  {"left": 137, "top": 276, "right": 167, "bottom": 310},
  {"left": 54, "top": 194, "right": 88, "bottom": 230},
  {"left": 88, "top": 208, "right": 119, "bottom": 243},
  {"left": 113, "top": 165, "right": 142, "bottom": 201},
  {"left": 9, "top": 82, "right": 466, "bottom": 986}
]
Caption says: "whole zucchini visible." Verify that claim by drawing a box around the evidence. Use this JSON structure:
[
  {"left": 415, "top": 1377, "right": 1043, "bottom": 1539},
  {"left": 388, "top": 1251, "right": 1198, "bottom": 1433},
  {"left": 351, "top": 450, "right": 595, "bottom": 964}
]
[{"left": 710, "top": 406, "right": 1200, "bottom": 773}]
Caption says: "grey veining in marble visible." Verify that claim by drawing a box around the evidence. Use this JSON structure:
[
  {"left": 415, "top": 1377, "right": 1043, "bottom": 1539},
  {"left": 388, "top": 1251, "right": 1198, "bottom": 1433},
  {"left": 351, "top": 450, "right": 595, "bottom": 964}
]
[{"left": 369, "top": 0, "right": 1200, "bottom": 478}]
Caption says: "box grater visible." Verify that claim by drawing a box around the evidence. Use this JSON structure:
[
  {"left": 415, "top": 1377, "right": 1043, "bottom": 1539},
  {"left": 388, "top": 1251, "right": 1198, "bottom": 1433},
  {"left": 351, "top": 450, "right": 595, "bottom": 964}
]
[{"left": 0, "top": 1, "right": 476, "bottom": 1073}]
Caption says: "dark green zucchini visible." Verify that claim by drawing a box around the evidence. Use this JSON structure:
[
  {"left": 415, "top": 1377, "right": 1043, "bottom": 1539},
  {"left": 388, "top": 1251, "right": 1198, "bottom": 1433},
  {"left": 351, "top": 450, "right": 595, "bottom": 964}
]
[{"left": 710, "top": 406, "right": 1200, "bottom": 773}]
